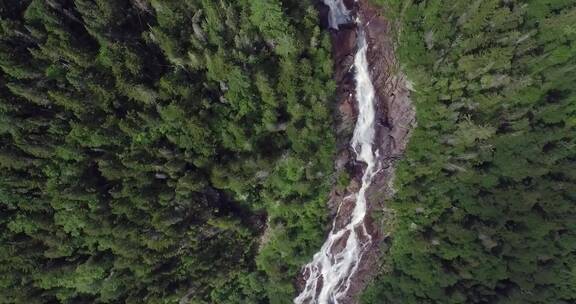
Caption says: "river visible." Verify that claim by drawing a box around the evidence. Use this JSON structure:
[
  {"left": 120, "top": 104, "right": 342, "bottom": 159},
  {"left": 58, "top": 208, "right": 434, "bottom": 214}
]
[{"left": 294, "top": 1, "right": 381, "bottom": 303}]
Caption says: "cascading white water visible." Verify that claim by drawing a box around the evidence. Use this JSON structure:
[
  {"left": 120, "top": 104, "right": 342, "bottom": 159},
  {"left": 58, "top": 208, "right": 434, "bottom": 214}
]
[
  {"left": 294, "top": 3, "right": 380, "bottom": 303},
  {"left": 322, "top": 0, "right": 351, "bottom": 29}
]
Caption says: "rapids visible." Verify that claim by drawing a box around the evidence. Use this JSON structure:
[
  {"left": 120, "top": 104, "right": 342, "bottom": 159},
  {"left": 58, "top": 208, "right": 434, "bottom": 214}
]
[
  {"left": 294, "top": 2, "right": 381, "bottom": 303},
  {"left": 322, "top": 0, "right": 351, "bottom": 29}
]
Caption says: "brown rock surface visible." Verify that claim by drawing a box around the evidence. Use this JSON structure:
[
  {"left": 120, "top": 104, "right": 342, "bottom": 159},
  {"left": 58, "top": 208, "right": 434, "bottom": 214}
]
[
  {"left": 295, "top": 1, "right": 415, "bottom": 302},
  {"left": 339, "top": 1, "right": 415, "bottom": 302}
]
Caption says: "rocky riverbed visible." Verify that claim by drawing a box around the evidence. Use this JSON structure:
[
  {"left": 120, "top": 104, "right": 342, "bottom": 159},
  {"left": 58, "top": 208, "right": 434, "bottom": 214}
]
[{"left": 294, "top": 0, "right": 416, "bottom": 303}]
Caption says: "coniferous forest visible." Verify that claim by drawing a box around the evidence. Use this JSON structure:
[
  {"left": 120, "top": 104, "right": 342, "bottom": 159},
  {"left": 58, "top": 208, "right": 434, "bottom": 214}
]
[
  {"left": 0, "top": 0, "right": 336, "bottom": 302},
  {"left": 0, "top": 0, "right": 575, "bottom": 304},
  {"left": 363, "top": 0, "right": 576, "bottom": 303}
]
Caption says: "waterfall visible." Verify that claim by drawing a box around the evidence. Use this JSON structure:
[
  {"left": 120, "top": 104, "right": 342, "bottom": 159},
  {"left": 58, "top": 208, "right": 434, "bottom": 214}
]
[
  {"left": 322, "top": 0, "right": 351, "bottom": 29},
  {"left": 294, "top": 3, "right": 380, "bottom": 303}
]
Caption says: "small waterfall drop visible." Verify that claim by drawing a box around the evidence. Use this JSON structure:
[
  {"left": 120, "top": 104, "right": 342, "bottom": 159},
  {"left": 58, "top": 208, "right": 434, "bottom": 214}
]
[{"left": 322, "top": 0, "right": 351, "bottom": 29}]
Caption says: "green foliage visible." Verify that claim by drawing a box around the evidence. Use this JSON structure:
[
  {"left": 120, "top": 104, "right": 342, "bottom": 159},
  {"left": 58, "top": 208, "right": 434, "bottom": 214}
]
[
  {"left": 0, "top": 0, "right": 336, "bottom": 303},
  {"left": 363, "top": 0, "right": 576, "bottom": 303}
]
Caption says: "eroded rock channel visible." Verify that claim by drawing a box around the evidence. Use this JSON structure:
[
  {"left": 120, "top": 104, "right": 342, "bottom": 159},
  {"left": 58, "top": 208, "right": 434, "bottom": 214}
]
[{"left": 294, "top": 1, "right": 416, "bottom": 303}]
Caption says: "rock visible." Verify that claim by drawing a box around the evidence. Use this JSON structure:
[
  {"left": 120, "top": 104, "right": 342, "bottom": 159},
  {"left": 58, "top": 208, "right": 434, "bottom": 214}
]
[
  {"left": 346, "top": 179, "right": 360, "bottom": 193},
  {"left": 335, "top": 150, "right": 350, "bottom": 170},
  {"left": 332, "top": 26, "right": 359, "bottom": 133},
  {"left": 333, "top": 197, "right": 356, "bottom": 231},
  {"left": 295, "top": 1, "right": 416, "bottom": 302}
]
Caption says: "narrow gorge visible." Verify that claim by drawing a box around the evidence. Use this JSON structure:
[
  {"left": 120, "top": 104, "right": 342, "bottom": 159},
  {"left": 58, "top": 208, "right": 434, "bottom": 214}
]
[
  {"left": 294, "top": 1, "right": 415, "bottom": 303},
  {"left": 0, "top": 1, "right": 573, "bottom": 303}
]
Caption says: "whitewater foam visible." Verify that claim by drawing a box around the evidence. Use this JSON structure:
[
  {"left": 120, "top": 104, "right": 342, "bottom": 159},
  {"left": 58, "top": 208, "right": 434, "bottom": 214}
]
[{"left": 294, "top": 5, "right": 380, "bottom": 303}]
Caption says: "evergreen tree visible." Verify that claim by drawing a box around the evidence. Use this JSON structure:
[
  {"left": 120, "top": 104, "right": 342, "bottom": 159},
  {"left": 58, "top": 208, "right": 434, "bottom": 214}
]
[
  {"left": 363, "top": 0, "right": 576, "bottom": 303},
  {"left": 0, "top": 0, "right": 336, "bottom": 303}
]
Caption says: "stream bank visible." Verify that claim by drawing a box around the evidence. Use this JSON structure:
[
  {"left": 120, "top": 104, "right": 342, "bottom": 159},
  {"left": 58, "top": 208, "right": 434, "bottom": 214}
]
[{"left": 294, "top": 1, "right": 416, "bottom": 303}]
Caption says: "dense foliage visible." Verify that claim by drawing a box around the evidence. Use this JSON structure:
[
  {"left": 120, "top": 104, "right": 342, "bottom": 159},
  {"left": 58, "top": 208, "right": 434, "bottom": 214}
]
[
  {"left": 0, "top": 0, "right": 337, "bottom": 303},
  {"left": 363, "top": 0, "right": 576, "bottom": 303}
]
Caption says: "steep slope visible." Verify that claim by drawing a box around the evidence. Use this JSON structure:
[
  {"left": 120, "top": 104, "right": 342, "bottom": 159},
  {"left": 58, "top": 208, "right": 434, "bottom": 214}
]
[{"left": 294, "top": 1, "right": 415, "bottom": 303}]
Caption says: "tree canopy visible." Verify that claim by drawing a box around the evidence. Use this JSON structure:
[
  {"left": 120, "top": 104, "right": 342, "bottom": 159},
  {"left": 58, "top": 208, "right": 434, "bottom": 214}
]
[
  {"left": 0, "top": 0, "right": 336, "bottom": 303},
  {"left": 363, "top": 0, "right": 576, "bottom": 303}
]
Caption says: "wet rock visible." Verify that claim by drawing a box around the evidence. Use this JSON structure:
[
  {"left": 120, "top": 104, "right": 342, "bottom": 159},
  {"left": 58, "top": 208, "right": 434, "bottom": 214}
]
[
  {"left": 335, "top": 149, "right": 350, "bottom": 170},
  {"left": 343, "top": 0, "right": 355, "bottom": 9},
  {"left": 324, "top": 1, "right": 416, "bottom": 302},
  {"left": 333, "top": 197, "right": 356, "bottom": 231},
  {"left": 346, "top": 179, "right": 360, "bottom": 193},
  {"left": 330, "top": 230, "right": 351, "bottom": 255},
  {"left": 295, "top": 1, "right": 415, "bottom": 302},
  {"left": 332, "top": 26, "right": 358, "bottom": 134}
]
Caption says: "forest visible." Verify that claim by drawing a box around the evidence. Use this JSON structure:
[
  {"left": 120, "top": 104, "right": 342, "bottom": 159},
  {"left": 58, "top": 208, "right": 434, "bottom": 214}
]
[
  {"left": 0, "top": 0, "right": 575, "bottom": 304},
  {"left": 0, "top": 0, "right": 336, "bottom": 303},
  {"left": 363, "top": 0, "right": 576, "bottom": 303}
]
